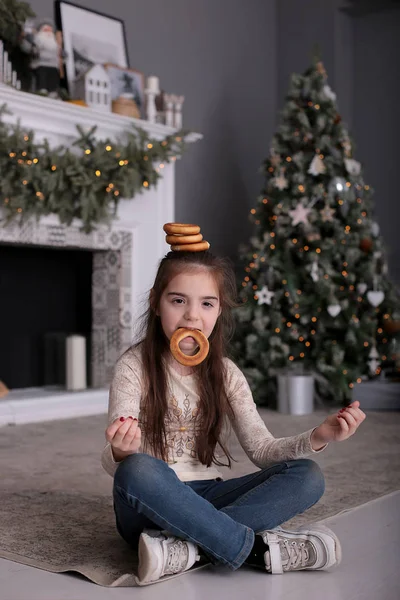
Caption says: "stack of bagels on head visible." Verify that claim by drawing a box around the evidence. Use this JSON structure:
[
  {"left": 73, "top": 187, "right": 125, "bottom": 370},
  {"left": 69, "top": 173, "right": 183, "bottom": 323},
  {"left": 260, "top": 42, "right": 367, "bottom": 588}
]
[{"left": 163, "top": 223, "right": 210, "bottom": 252}]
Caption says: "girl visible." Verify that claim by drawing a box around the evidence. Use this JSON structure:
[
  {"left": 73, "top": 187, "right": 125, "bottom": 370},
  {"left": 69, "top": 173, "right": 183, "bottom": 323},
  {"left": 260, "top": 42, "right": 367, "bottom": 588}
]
[{"left": 101, "top": 224, "right": 365, "bottom": 584}]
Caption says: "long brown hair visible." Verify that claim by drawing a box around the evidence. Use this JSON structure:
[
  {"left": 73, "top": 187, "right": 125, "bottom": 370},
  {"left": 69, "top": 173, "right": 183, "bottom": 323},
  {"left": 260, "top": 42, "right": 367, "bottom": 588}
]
[{"left": 133, "top": 250, "right": 239, "bottom": 467}]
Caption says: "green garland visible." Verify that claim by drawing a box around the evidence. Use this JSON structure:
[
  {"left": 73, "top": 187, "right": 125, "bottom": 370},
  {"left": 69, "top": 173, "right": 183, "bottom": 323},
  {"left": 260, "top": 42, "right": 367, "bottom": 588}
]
[{"left": 0, "top": 103, "right": 189, "bottom": 232}]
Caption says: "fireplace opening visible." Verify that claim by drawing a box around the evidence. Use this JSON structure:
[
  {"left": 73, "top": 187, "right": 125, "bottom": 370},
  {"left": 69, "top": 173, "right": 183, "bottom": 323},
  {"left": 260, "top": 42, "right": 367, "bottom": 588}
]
[{"left": 0, "top": 245, "right": 92, "bottom": 390}]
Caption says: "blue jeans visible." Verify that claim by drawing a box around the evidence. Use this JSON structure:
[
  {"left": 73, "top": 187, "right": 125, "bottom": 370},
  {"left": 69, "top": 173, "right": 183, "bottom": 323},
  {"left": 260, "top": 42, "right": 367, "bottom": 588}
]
[{"left": 113, "top": 453, "right": 325, "bottom": 570}]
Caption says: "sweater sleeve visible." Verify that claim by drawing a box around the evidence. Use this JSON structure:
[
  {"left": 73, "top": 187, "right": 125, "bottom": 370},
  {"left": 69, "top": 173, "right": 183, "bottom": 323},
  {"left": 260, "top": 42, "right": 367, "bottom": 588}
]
[
  {"left": 224, "top": 359, "right": 327, "bottom": 468},
  {"left": 100, "top": 349, "right": 143, "bottom": 478}
]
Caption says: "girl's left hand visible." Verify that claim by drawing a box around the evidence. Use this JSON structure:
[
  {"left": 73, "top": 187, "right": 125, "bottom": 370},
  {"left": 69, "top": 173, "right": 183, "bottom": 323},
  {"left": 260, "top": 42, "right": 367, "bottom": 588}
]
[{"left": 311, "top": 400, "right": 366, "bottom": 447}]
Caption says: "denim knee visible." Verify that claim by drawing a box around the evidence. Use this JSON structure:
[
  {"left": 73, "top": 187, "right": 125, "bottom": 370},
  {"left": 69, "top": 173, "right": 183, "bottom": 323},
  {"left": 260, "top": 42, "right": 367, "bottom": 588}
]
[
  {"left": 114, "top": 453, "right": 170, "bottom": 498},
  {"left": 294, "top": 458, "right": 325, "bottom": 503}
]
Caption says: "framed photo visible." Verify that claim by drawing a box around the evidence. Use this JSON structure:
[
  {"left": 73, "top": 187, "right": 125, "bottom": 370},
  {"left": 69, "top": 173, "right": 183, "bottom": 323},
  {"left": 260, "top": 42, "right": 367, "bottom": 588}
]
[
  {"left": 104, "top": 64, "right": 145, "bottom": 116},
  {"left": 55, "top": 1, "right": 129, "bottom": 97}
]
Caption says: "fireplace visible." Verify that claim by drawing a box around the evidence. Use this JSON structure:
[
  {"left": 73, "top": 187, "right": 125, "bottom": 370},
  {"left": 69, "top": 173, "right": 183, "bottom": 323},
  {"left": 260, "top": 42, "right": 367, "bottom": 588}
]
[
  {"left": 0, "top": 219, "right": 134, "bottom": 391},
  {"left": 0, "top": 244, "right": 92, "bottom": 389}
]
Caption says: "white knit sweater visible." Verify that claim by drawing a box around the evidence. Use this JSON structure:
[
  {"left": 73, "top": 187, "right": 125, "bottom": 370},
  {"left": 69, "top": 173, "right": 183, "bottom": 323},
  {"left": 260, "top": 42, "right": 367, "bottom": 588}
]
[{"left": 101, "top": 345, "right": 326, "bottom": 482}]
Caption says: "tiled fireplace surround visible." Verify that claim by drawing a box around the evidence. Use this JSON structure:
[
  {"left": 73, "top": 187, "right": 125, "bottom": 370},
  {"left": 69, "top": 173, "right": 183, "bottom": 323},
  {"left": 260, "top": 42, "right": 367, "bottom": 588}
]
[
  {"left": 0, "top": 86, "right": 200, "bottom": 425},
  {"left": 0, "top": 220, "right": 134, "bottom": 389}
]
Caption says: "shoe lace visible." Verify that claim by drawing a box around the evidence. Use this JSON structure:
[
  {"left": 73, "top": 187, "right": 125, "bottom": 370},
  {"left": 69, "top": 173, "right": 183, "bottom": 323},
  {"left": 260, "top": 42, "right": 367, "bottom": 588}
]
[
  {"left": 165, "top": 540, "right": 188, "bottom": 574},
  {"left": 282, "top": 539, "right": 309, "bottom": 571}
]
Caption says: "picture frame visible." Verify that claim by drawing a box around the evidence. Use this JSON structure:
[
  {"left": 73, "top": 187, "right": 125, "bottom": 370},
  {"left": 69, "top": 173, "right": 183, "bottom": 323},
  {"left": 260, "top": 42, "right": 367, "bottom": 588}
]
[
  {"left": 54, "top": 1, "right": 129, "bottom": 97},
  {"left": 104, "top": 63, "right": 145, "bottom": 117}
]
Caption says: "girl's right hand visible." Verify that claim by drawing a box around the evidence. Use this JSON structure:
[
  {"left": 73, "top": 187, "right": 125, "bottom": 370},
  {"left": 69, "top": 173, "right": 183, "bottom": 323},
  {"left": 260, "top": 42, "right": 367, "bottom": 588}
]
[{"left": 105, "top": 416, "right": 142, "bottom": 461}]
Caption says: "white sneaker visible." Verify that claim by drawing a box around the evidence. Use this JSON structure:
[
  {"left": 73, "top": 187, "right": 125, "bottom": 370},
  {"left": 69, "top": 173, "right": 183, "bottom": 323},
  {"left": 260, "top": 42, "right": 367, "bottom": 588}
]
[
  {"left": 138, "top": 529, "right": 201, "bottom": 583},
  {"left": 259, "top": 524, "right": 342, "bottom": 574}
]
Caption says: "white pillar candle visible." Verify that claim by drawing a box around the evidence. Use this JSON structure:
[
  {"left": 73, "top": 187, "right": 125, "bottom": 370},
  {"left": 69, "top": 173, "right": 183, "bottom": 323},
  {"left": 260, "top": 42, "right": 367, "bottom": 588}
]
[
  {"left": 66, "top": 335, "right": 87, "bottom": 391},
  {"left": 146, "top": 75, "right": 159, "bottom": 93},
  {"left": 7, "top": 60, "right": 12, "bottom": 84},
  {"left": 0, "top": 41, "right": 3, "bottom": 83},
  {"left": 3, "top": 51, "right": 8, "bottom": 84}
]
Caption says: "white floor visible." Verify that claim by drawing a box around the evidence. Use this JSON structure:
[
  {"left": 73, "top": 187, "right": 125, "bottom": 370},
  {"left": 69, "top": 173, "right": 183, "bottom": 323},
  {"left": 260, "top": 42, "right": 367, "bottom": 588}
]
[{"left": 1, "top": 490, "right": 399, "bottom": 600}]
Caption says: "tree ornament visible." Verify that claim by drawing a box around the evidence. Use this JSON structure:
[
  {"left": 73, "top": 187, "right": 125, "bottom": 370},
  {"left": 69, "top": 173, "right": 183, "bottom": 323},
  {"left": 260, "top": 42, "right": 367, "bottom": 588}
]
[
  {"left": 328, "top": 176, "right": 347, "bottom": 197},
  {"left": 307, "top": 231, "right": 321, "bottom": 242},
  {"left": 360, "top": 238, "right": 373, "bottom": 253},
  {"left": 257, "top": 285, "right": 275, "bottom": 305},
  {"left": 334, "top": 114, "right": 342, "bottom": 124},
  {"left": 371, "top": 222, "right": 380, "bottom": 237},
  {"left": 327, "top": 304, "right": 341, "bottom": 317},
  {"left": 383, "top": 319, "right": 400, "bottom": 334},
  {"left": 322, "top": 85, "right": 336, "bottom": 102},
  {"left": 342, "top": 137, "right": 352, "bottom": 157},
  {"left": 367, "top": 290, "right": 384, "bottom": 307},
  {"left": 310, "top": 261, "right": 319, "bottom": 282},
  {"left": 344, "top": 158, "right": 361, "bottom": 176},
  {"left": 308, "top": 153, "right": 326, "bottom": 176},
  {"left": 272, "top": 168, "right": 288, "bottom": 190},
  {"left": 367, "top": 344, "right": 380, "bottom": 375},
  {"left": 289, "top": 202, "right": 312, "bottom": 226},
  {"left": 357, "top": 283, "right": 367, "bottom": 295},
  {"left": 320, "top": 204, "right": 335, "bottom": 222}
]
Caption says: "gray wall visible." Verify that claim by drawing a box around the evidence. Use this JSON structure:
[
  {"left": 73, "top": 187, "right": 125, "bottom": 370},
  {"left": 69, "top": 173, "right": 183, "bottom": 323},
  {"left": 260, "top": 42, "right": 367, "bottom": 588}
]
[
  {"left": 352, "top": 8, "right": 400, "bottom": 285},
  {"left": 29, "top": 0, "right": 277, "bottom": 261}
]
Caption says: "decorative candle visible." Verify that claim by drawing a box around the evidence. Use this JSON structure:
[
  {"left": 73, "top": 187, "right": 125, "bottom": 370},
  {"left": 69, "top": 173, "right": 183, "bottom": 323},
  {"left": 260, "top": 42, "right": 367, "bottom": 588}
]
[
  {"left": 0, "top": 41, "right": 3, "bottom": 83},
  {"left": 66, "top": 335, "right": 87, "bottom": 391},
  {"left": 3, "top": 51, "right": 8, "bottom": 84},
  {"left": 146, "top": 75, "right": 159, "bottom": 93},
  {"left": 7, "top": 61, "right": 12, "bottom": 84}
]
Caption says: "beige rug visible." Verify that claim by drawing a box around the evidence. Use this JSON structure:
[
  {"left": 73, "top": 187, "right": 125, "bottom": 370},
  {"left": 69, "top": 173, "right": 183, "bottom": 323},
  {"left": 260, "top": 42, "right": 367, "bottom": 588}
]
[{"left": 0, "top": 408, "right": 399, "bottom": 586}]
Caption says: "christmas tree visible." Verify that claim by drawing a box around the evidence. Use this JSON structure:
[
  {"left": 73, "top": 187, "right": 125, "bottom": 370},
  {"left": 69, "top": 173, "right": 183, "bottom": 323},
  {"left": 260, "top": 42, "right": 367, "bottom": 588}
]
[{"left": 233, "top": 59, "right": 400, "bottom": 406}]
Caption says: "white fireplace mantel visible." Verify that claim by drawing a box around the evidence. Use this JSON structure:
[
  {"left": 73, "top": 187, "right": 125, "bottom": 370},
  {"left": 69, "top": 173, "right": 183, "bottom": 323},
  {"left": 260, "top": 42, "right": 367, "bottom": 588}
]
[
  {"left": 0, "top": 85, "right": 202, "bottom": 144},
  {"left": 0, "top": 85, "right": 202, "bottom": 426}
]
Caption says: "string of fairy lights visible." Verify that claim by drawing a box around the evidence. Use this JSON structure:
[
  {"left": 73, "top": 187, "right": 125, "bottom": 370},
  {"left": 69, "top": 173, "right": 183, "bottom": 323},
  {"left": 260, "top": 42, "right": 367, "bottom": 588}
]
[
  {"left": 4, "top": 138, "right": 182, "bottom": 198},
  {"left": 240, "top": 160, "right": 393, "bottom": 388}
]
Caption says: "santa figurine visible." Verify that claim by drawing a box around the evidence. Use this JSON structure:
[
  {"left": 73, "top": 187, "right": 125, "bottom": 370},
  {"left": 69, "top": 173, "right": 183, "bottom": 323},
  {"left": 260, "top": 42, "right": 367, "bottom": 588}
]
[{"left": 20, "top": 17, "right": 65, "bottom": 97}]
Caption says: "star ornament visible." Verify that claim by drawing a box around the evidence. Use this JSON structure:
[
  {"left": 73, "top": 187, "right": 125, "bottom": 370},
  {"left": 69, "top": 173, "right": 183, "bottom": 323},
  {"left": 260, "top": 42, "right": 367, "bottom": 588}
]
[
  {"left": 320, "top": 204, "right": 335, "bottom": 222},
  {"left": 257, "top": 285, "right": 275, "bottom": 305},
  {"left": 289, "top": 203, "right": 312, "bottom": 226}
]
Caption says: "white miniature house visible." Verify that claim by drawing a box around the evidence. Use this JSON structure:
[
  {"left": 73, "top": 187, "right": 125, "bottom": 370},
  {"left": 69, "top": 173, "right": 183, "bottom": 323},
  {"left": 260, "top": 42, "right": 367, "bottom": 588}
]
[{"left": 74, "top": 64, "right": 111, "bottom": 112}]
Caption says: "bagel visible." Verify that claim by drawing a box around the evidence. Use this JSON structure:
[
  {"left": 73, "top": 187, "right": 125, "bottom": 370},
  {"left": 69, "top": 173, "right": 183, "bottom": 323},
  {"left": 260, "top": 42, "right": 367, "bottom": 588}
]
[
  {"left": 171, "top": 241, "right": 210, "bottom": 252},
  {"left": 170, "top": 328, "right": 210, "bottom": 366},
  {"left": 163, "top": 223, "right": 201, "bottom": 236},
  {"left": 165, "top": 233, "right": 203, "bottom": 245}
]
